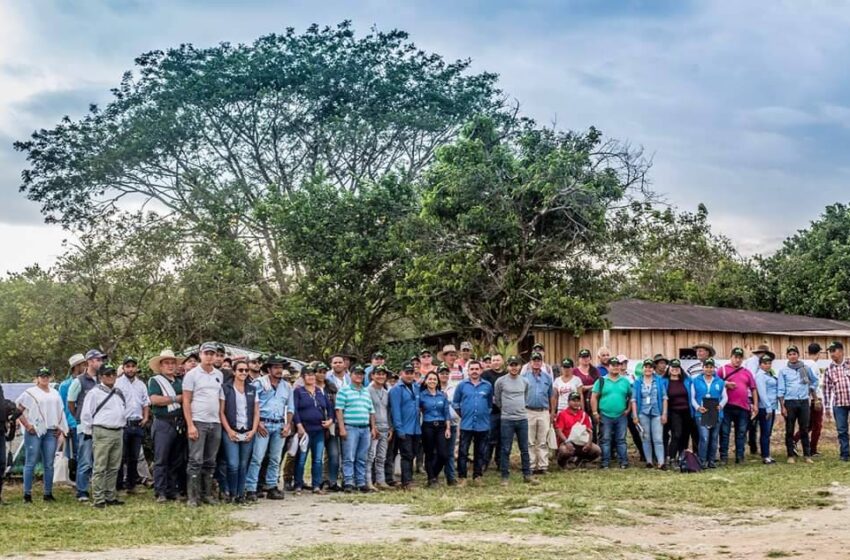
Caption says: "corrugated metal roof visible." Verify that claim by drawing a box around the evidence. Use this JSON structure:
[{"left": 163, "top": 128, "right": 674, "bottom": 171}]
[{"left": 607, "top": 299, "right": 850, "bottom": 334}]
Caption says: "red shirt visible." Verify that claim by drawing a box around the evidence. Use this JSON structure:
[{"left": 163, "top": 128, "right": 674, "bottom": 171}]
[{"left": 554, "top": 407, "right": 592, "bottom": 440}]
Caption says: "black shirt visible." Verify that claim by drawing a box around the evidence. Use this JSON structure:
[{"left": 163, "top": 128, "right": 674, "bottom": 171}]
[{"left": 482, "top": 368, "right": 507, "bottom": 414}]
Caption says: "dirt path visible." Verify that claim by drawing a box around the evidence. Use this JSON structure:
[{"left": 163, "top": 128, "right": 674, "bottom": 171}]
[{"left": 12, "top": 485, "right": 850, "bottom": 560}]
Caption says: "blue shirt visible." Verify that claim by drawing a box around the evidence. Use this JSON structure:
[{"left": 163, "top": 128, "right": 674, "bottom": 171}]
[
  {"left": 521, "top": 369, "right": 553, "bottom": 410},
  {"left": 58, "top": 377, "right": 78, "bottom": 430},
  {"left": 253, "top": 376, "right": 295, "bottom": 423},
  {"left": 452, "top": 378, "right": 493, "bottom": 432},
  {"left": 756, "top": 370, "right": 779, "bottom": 412},
  {"left": 420, "top": 389, "right": 450, "bottom": 423},
  {"left": 632, "top": 375, "right": 668, "bottom": 417},
  {"left": 389, "top": 381, "right": 421, "bottom": 436},
  {"left": 689, "top": 374, "right": 728, "bottom": 421},
  {"left": 777, "top": 363, "right": 818, "bottom": 401}
]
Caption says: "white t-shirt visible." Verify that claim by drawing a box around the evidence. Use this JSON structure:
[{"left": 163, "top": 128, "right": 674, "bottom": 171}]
[
  {"left": 183, "top": 366, "right": 224, "bottom": 424},
  {"left": 234, "top": 388, "right": 248, "bottom": 430},
  {"left": 552, "top": 376, "right": 584, "bottom": 412},
  {"left": 16, "top": 387, "right": 69, "bottom": 435}
]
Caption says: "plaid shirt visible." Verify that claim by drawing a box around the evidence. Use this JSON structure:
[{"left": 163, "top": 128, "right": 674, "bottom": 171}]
[{"left": 824, "top": 359, "right": 850, "bottom": 408}]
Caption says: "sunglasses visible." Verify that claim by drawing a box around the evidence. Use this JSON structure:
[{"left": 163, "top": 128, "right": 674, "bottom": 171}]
[{"left": 235, "top": 368, "right": 249, "bottom": 373}]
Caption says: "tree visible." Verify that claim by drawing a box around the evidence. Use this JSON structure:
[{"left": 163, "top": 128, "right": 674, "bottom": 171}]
[
  {"left": 15, "top": 22, "right": 502, "bottom": 302},
  {"left": 613, "top": 203, "right": 769, "bottom": 310},
  {"left": 401, "top": 116, "right": 650, "bottom": 345},
  {"left": 765, "top": 203, "right": 850, "bottom": 320}
]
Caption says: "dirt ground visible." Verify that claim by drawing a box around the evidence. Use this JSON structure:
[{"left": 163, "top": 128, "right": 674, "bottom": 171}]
[{"left": 12, "top": 483, "right": 850, "bottom": 560}]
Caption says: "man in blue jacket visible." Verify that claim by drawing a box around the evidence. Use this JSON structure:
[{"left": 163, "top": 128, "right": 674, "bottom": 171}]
[
  {"left": 452, "top": 360, "right": 493, "bottom": 485},
  {"left": 389, "top": 363, "right": 421, "bottom": 489}
]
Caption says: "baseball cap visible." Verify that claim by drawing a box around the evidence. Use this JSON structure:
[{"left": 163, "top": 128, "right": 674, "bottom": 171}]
[
  {"left": 786, "top": 345, "right": 800, "bottom": 354},
  {"left": 436, "top": 362, "right": 450, "bottom": 373},
  {"left": 372, "top": 351, "right": 386, "bottom": 359},
  {"left": 531, "top": 351, "right": 543, "bottom": 360},
  {"left": 704, "top": 358, "right": 716, "bottom": 367},
  {"left": 482, "top": 354, "right": 492, "bottom": 361},
  {"left": 419, "top": 348, "right": 432, "bottom": 356},
  {"left": 532, "top": 343, "right": 545, "bottom": 351},
  {"left": 200, "top": 341, "right": 218, "bottom": 353},
  {"left": 316, "top": 362, "right": 329, "bottom": 371},
  {"left": 215, "top": 342, "right": 226, "bottom": 353},
  {"left": 402, "top": 362, "right": 415, "bottom": 372},
  {"left": 122, "top": 356, "right": 138, "bottom": 365},
  {"left": 568, "top": 392, "right": 581, "bottom": 401},
  {"left": 561, "top": 358, "right": 574, "bottom": 368},
  {"left": 731, "top": 347, "right": 745, "bottom": 357},
  {"left": 85, "top": 349, "right": 107, "bottom": 361},
  {"left": 578, "top": 348, "right": 591, "bottom": 358},
  {"left": 642, "top": 358, "right": 654, "bottom": 366},
  {"left": 36, "top": 366, "right": 51, "bottom": 377},
  {"left": 759, "top": 354, "right": 774, "bottom": 364},
  {"left": 351, "top": 365, "right": 365, "bottom": 374},
  {"left": 441, "top": 344, "right": 458, "bottom": 354},
  {"left": 609, "top": 357, "right": 621, "bottom": 366},
  {"left": 99, "top": 363, "right": 117, "bottom": 376},
  {"left": 507, "top": 356, "right": 521, "bottom": 365},
  {"left": 829, "top": 341, "right": 844, "bottom": 351},
  {"left": 460, "top": 341, "right": 473, "bottom": 351},
  {"left": 669, "top": 359, "right": 682, "bottom": 368},
  {"left": 616, "top": 354, "right": 628, "bottom": 363}
]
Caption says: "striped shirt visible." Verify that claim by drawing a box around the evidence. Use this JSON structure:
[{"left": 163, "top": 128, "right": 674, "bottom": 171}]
[
  {"left": 336, "top": 384, "right": 375, "bottom": 427},
  {"left": 824, "top": 359, "right": 850, "bottom": 408}
]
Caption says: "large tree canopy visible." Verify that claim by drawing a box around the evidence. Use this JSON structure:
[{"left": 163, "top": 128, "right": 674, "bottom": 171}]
[{"left": 401, "top": 117, "right": 650, "bottom": 344}]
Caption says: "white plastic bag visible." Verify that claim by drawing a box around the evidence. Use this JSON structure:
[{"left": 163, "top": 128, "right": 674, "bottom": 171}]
[{"left": 53, "top": 451, "right": 71, "bottom": 485}]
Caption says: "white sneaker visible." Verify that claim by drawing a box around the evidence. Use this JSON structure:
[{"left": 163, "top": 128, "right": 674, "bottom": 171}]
[{"left": 77, "top": 495, "right": 89, "bottom": 502}]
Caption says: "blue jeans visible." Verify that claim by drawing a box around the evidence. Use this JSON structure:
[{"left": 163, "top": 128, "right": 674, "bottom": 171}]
[
  {"left": 835, "top": 406, "right": 850, "bottom": 460},
  {"left": 342, "top": 425, "right": 371, "bottom": 487},
  {"left": 324, "top": 433, "right": 341, "bottom": 486},
  {"left": 444, "top": 425, "right": 458, "bottom": 482},
  {"left": 638, "top": 413, "right": 664, "bottom": 465},
  {"left": 720, "top": 406, "right": 750, "bottom": 462},
  {"left": 600, "top": 415, "right": 628, "bottom": 467},
  {"left": 75, "top": 432, "right": 93, "bottom": 497},
  {"left": 500, "top": 418, "right": 530, "bottom": 478},
  {"left": 24, "top": 431, "right": 58, "bottom": 496},
  {"left": 246, "top": 423, "right": 285, "bottom": 491},
  {"left": 757, "top": 409, "right": 775, "bottom": 459},
  {"left": 295, "top": 430, "right": 325, "bottom": 489},
  {"left": 698, "top": 423, "right": 720, "bottom": 467},
  {"left": 221, "top": 435, "right": 254, "bottom": 498}
]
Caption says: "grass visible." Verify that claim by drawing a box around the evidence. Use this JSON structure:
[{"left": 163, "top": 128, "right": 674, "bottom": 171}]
[
  {"left": 334, "top": 449, "right": 850, "bottom": 536},
  {"left": 0, "top": 485, "right": 244, "bottom": 555},
  {"left": 214, "top": 542, "right": 622, "bottom": 560}
]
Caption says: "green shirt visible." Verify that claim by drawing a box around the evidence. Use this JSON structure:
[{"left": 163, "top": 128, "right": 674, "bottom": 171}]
[
  {"left": 335, "top": 384, "right": 374, "bottom": 427},
  {"left": 592, "top": 376, "right": 632, "bottom": 418},
  {"left": 147, "top": 375, "right": 183, "bottom": 418}
]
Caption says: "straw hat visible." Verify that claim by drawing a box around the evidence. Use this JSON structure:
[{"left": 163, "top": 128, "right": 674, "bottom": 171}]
[
  {"left": 692, "top": 342, "right": 716, "bottom": 357},
  {"left": 149, "top": 349, "right": 179, "bottom": 374}
]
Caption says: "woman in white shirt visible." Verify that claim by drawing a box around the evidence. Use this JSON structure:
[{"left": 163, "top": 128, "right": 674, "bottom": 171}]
[
  {"left": 15, "top": 367, "right": 69, "bottom": 503},
  {"left": 551, "top": 359, "right": 584, "bottom": 413}
]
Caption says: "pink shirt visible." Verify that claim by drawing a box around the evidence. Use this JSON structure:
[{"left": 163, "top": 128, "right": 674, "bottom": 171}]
[{"left": 717, "top": 364, "right": 756, "bottom": 410}]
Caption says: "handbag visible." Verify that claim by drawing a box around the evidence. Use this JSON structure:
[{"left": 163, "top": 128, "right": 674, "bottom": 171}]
[
  {"left": 546, "top": 425, "right": 559, "bottom": 450},
  {"left": 53, "top": 442, "right": 71, "bottom": 485}
]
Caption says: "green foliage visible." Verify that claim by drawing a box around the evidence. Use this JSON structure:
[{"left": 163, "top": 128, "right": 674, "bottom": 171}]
[
  {"left": 765, "top": 203, "right": 850, "bottom": 320},
  {"left": 613, "top": 203, "right": 769, "bottom": 310},
  {"left": 402, "top": 117, "right": 648, "bottom": 343}
]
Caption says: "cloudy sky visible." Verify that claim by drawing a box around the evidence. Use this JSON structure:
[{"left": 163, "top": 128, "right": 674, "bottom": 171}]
[{"left": 1, "top": 0, "right": 849, "bottom": 273}]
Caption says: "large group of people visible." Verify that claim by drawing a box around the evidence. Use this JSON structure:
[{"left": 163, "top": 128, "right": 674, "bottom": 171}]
[{"left": 1, "top": 337, "right": 849, "bottom": 506}]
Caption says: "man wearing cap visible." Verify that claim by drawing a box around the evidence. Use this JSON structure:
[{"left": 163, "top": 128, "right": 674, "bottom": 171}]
[
  {"left": 115, "top": 356, "right": 150, "bottom": 494},
  {"left": 555, "top": 391, "right": 601, "bottom": 467},
  {"left": 453, "top": 360, "right": 493, "bottom": 484},
  {"left": 367, "top": 365, "right": 391, "bottom": 490},
  {"left": 419, "top": 349, "right": 437, "bottom": 378},
  {"left": 147, "top": 349, "right": 185, "bottom": 502},
  {"left": 824, "top": 342, "right": 850, "bottom": 461},
  {"left": 245, "top": 354, "right": 294, "bottom": 501},
  {"left": 717, "top": 347, "right": 759, "bottom": 465},
  {"left": 389, "top": 362, "right": 421, "bottom": 489},
  {"left": 364, "top": 352, "right": 386, "bottom": 385},
  {"left": 440, "top": 345, "right": 464, "bottom": 386},
  {"left": 458, "top": 341, "right": 473, "bottom": 370},
  {"left": 183, "top": 342, "right": 225, "bottom": 506},
  {"left": 58, "top": 353, "right": 86, "bottom": 477},
  {"left": 687, "top": 342, "right": 716, "bottom": 377},
  {"left": 521, "top": 343, "right": 553, "bottom": 377},
  {"left": 494, "top": 356, "right": 534, "bottom": 484},
  {"left": 778, "top": 345, "right": 818, "bottom": 464},
  {"left": 336, "top": 366, "right": 378, "bottom": 492},
  {"left": 743, "top": 344, "right": 771, "bottom": 455},
  {"left": 80, "top": 363, "right": 128, "bottom": 508},
  {"left": 798, "top": 343, "right": 826, "bottom": 457},
  {"left": 591, "top": 357, "right": 632, "bottom": 469},
  {"left": 67, "top": 349, "right": 106, "bottom": 502},
  {"left": 481, "top": 353, "right": 507, "bottom": 470},
  {"left": 522, "top": 352, "right": 554, "bottom": 475}
]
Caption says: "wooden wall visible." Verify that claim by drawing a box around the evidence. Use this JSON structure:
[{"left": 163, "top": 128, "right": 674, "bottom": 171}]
[{"left": 530, "top": 328, "right": 850, "bottom": 362}]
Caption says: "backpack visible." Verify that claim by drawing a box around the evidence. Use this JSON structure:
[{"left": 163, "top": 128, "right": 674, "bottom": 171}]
[{"left": 679, "top": 449, "right": 702, "bottom": 473}]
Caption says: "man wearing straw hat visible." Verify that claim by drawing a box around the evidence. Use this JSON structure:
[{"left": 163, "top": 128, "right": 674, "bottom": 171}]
[
  {"left": 147, "top": 349, "right": 185, "bottom": 502},
  {"left": 687, "top": 342, "right": 716, "bottom": 377},
  {"left": 58, "top": 353, "right": 86, "bottom": 478}
]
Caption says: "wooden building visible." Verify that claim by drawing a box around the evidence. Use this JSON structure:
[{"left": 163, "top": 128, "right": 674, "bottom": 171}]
[{"left": 531, "top": 299, "right": 850, "bottom": 362}]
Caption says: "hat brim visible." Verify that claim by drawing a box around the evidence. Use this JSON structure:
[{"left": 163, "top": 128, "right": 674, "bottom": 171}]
[
  {"left": 692, "top": 344, "right": 716, "bottom": 357},
  {"left": 148, "top": 355, "right": 178, "bottom": 374}
]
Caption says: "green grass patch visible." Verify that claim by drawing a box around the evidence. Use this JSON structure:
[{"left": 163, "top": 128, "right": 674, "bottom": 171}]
[
  {"left": 335, "top": 449, "right": 850, "bottom": 535},
  {"left": 0, "top": 485, "right": 243, "bottom": 554},
  {"left": 258, "top": 542, "right": 620, "bottom": 560}
]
